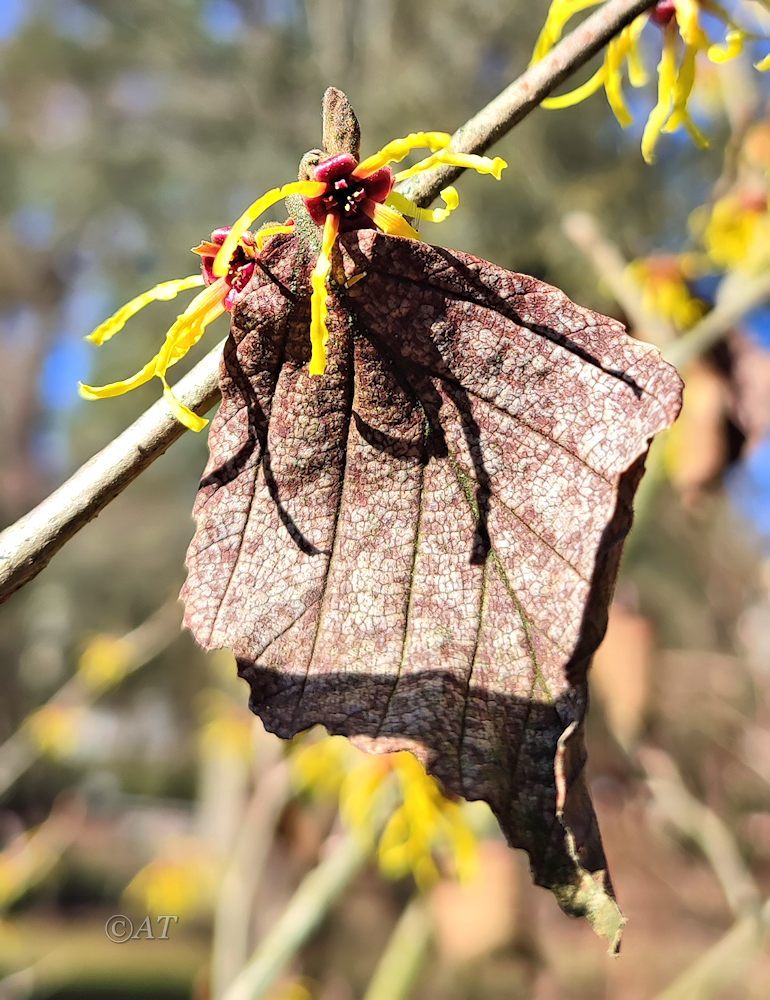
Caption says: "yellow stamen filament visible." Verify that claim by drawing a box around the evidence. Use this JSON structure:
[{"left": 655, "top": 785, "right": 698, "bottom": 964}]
[
  {"left": 85, "top": 275, "right": 204, "bottom": 346},
  {"left": 255, "top": 222, "right": 296, "bottom": 250},
  {"left": 756, "top": 54, "right": 770, "bottom": 71},
  {"left": 641, "top": 24, "right": 678, "bottom": 164},
  {"left": 308, "top": 213, "right": 340, "bottom": 376},
  {"left": 213, "top": 180, "right": 324, "bottom": 278},
  {"left": 80, "top": 278, "right": 228, "bottom": 431},
  {"left": 386, "top": 186, "right": 460, "bottom": 224},
  {"left": 353, "top": 132, "right": 452, "bottom": 179}
]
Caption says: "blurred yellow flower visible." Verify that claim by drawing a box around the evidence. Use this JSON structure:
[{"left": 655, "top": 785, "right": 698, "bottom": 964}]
[
  {"left": 125, "top": 839, "right": 218, "bottom": 919},
  {"left": 374, "top": 753, "right": 478, "bottom": 889},
  {"left": 627, "top": 255, "right": 706, "bottom": 329},
  {"left": 532, "top": 0, "right": 769, "bottom": 162},
  {"left": 77, "top": 633, "right": 134, "bottom": 692},
  {"left": 266, "top": 979, "right": 314, "bottom": 1000},
  {"left": 697, "top": 192, "right": 770, "bottom": 271},
  {"left": 23, "top": 704, "right": 82, "bottom": 757},
  {"left": 197, "top": 690, "right": 255, "bottom": 762},
  {"left": 292, "top": 735, "right": 478, "bottom": 890}
]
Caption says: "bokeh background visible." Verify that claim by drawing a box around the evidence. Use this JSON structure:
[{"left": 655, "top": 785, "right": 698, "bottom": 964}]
[{"left": 2, "top": 0, "right": 770, "bottom": 997}]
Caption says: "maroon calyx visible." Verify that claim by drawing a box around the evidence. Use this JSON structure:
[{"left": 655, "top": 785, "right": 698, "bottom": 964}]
[
  {"left": 193, "top": 227, "right": 259, "bottom": 311},
  {"left": 305, "top": 153, "right": 394, "bottom": 229},
  {"left": 651, "top": 0, "right": 676, "bottom": 26}
]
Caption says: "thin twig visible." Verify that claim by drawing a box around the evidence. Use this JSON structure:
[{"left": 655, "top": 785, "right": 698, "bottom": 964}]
[
  {"left": 0, "top": 599, "right": 181, "bottom": 796},
  {"left": 0, "top": 0, "right": 657, "bottom": 604},
  {"left": 664, "top": 270, "right": 770, "bottom": 369},
  {"left": 211, "top": 744, "right": 292, "bottom": 999},
  {"left": 221, "top": 829, "right": 371, "bottom": 1000},
  {"left": 639, "top": 747, "right": 761, "bottom": 920},
  {"left": 655, "top": 899, "right": 770, "bottom": 1000},
  {"left": 363, "top": 895, "right": 433, "bottom": 1000}
]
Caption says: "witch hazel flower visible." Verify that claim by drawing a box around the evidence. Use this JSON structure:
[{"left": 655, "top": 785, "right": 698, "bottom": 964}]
[
  {"left": 531, "top": 0, "right": 770, "bottom": 163},
  {"left": 79, "top": 131, "right": 506, "bottom": 431}
]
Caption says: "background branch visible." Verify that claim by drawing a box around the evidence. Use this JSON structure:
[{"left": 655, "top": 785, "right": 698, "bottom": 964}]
[
  {"left": 399, "top": 0, "right": 658, "bottom": 206},
  {"left": 0, "top": 0, "right": 657, "bottom": 604}
]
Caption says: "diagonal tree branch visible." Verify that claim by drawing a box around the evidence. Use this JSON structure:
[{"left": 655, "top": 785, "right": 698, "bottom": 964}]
[{"left": 0, "top": 0, "right": 657, "bottom": 604}]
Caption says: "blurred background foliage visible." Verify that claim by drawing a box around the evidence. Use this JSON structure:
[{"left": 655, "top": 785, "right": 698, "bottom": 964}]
[{"left": 1, "top": 0, "right": 770, "bottom": 997}]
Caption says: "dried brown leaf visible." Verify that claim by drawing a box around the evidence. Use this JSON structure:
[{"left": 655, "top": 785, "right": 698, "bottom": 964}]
[{"left": 182, "top": 229, "right": 682, "bottom": 947}]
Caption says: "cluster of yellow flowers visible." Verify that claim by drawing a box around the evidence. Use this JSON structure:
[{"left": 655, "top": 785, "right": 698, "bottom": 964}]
[
  {"left": 79, "top": 133, "right": 504, "bottom": 430},
  {"left": 630, "top": 118, "right": 770, "bottom": 330},
  {"left": 698, "top": 188, "right": 770, "bottom": 274},
  {"left": 627, "top": 255, "right": 706, "bottom": 330},
  {"left": 532, "top": 0, "right": 769, "bottom": 162},
  {"left": 291, "top": 734, "right": 478, "bottom": 890}
]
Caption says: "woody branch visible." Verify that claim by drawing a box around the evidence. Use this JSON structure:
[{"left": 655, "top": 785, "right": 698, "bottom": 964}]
[{"left": 0, "top": 0, "right": 657, "bottom": 603}]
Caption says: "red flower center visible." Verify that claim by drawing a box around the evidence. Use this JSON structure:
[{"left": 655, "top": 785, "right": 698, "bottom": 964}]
[
  {"left": 197, "top": 227, "right": 257, "bottom": 310},
  {"left": 304, "top": 153, "right": 394, "bottom": 228}
]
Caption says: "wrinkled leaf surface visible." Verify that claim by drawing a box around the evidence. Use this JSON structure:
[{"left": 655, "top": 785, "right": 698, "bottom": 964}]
[{"left": 182, "top": 229, "right": 683, "bottom": 947}]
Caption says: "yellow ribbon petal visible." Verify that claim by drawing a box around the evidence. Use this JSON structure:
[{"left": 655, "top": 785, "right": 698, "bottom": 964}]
[
  {"left": 756, "top": 53, "right": 770, "bottom": 71},
  {"left": 354, "top": 132, "right": 452, "bottom": 179},
  {"left": 395, "top": 150, "right": 506, "bottom": 182},
  {"left": 79, "top": 357, "right": 159, "bottom": 399},
  {"left": 385, "top": 186, "right": 460, "bottom": 224},
  {"left": 160, "top": 376, "right": 209, "bottom": 432},
  {"left": 308, "top": 213, "right": 340, "bottom": 377},
  {"left": 541, "top": 66, "right": 606, "bottom": 109},
  {"left": 641, "top": 24, "right": 678, "bottom": 164},
  {"left": 674, "top": 0, "right": 709, "bottom": 48},
  {"left": 364, "top": 201, "right": 420, "bottom": 240},
  {"left": 80, "top": 278, "right": 228, "bottom": 430},
  {"left": 626, "top": 17, "right": 649, "bottom": 89},
  {"left": 708, "top": 29, "right": 744, "bottom": 63},
  {"left": 529, "top": 0, "right": 605, "bottom": 64},
  {"left": 604, "top": 34, "right": 633, "bottom": 127},
  {"left": 213, "top": 180, "right": 325, "bottom": 278},
  {"left": 663, "top": 40, "right": 710, "bottom": 151},
  {"left": 85, "top": 275, "right": 204, "bottom": 345},
  {"left": 255, "top": 222, "right": 296, "bottom": 250}
]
